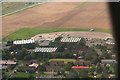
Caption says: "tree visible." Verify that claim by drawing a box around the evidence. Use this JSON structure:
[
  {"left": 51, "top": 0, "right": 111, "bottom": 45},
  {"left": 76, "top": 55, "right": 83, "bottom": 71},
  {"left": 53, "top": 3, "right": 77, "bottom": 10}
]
[
  {"left": 38, "top": 65, "right": 46, "bottom": 72},
  {"left": 89, "top": 65, "right": 96, "bottom": 77},
  {"left": 79, "top": 38, "right": 86, "bottom": 46},
  {"left": 24, "top": 54, "right": 31, "bottom": 61},
  {"left": 31, "top": 52, "right": 38, "bottom": 59},
  {"left": 57, "top": 46, "right": 65, "bottom": 52},
  {"left": 28, "top": 74, "right": 34, "bottom": 80},
  {"left": 15, "top": 48, "right": 28, "bottom": 60},
  {"left": 55, "top": 37, "right": 62, "bottom": 42},
  {"left": 102, "top": 65, "right": 109, "bottom": 74},
  {"left": 66, "top": 69, "right": 79, "bottom": 78},
  {"left": 78, "top": 69, "right": 89, "bottom": 78},
  {"left": 2, "top": 49, "right": 11, "bottom": 60},
  {"left": 84, "top": 52, "right": 98, "bottom": 62},
  {"left": 109, "top": 64, "right": 117, "bottom": 74},
  {"left": 6, "top": 41, "right": 13, "bottom": 46},
  {"left": 65, "top": 62, "right": 74, "bottom": 71},
  {"left": 96, "top": 63, "right": 102, "bottom": 73}
]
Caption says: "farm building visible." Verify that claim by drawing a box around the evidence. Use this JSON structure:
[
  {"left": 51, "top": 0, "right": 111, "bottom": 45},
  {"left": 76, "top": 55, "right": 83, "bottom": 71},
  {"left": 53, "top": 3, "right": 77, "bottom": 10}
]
[
  {"left": 106, "top": 39, "right": 115, "bottom": 45},
  {"left": 13, "top": 39, "right": 35, "bottom": 44},
  {"left": 60, "top": 37, "right": 81, "bottom": 42},
  {"left": 0, "top": 60, "right": 17, "bottom": 69}
]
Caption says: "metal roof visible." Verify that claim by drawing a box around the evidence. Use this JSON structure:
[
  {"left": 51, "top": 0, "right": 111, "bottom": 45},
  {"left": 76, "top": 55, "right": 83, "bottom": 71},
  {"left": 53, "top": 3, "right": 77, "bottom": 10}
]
[
  {"left": 60, "top": 38, "right": 81, "bottom": 42},
  {"left": 34, "top": 47, "right": 58, "bottom": 52}
]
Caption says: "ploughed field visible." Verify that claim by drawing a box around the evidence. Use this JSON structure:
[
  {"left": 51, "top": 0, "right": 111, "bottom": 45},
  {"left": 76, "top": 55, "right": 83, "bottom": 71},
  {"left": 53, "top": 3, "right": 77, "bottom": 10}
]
[{"left": 2, "top": 2, "right": 112, "bottom": 39}]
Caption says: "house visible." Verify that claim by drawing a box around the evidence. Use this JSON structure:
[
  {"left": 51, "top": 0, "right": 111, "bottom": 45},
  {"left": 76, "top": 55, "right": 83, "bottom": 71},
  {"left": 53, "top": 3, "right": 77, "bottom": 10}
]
[
  {"left": 111, "top": 54, "right": 116, "bottom": 59},
  {"left": 0, "top": 60, "right": 17, "bottom": 70},
  {"left": 18, "top": 66, "right": 36, "bottom": 72},
  {"left": 74, "top": 61, "right": 91, "bottom": 66},
  {"left": 18, "top": 61, "right": 40, "bottom": 72},
  {"left": 72, "top": 66, "right": 90, "bottom": 69},
  {"left": 45, "top": 66, "right": 64, "bottom": 72},
  {"left": 101, "top": 59, "right": 117, "bottom": 64},
  {"left": 21, "top": 61, "right": 33, "bottom": 66},
  {"left": 49, "top": 61, "right": 64, "bottom": 66},
  {"left": 100, "top": 64, "right": 105, "bottom": 69},
  {"left": 108, "top": 74, "right": 116, "bottom": 78},
  {"left": 109, "top": 53, "right": 116, "bottom": 59},
  {"left": 29, "top": 63, "right": 39, "bottom": 68}
]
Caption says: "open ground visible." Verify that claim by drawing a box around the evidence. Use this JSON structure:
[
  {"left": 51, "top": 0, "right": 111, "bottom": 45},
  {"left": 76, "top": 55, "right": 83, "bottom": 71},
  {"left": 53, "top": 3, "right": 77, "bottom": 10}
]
[
  {"left": 2, "top": 2, "right": 112, "bottom": 39},
  {"left": 3, "top": 28, "right": 112, "bottom": 41}
]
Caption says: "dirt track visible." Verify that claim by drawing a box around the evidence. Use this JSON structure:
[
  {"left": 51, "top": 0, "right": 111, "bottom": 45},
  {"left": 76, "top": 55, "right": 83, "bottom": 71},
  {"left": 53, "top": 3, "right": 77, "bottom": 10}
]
[
  {"left": 31, "top": 31, "right": 113, "bottom": 40},
  {"left": 2, "top": 2, "right": 112, "bottom": 38}
]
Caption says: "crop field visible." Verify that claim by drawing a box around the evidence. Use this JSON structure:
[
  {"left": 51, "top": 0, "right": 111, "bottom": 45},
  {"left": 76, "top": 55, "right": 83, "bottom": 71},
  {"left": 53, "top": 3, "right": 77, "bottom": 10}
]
[
  {"left": 49, "top": 59, "right": 77, "bottom": 64},
  {"left": 2, "top": 28, "right": 111, "bottom": 41},
  {"left": 2, "top": 2, "right": 112, "bottom": 39}
]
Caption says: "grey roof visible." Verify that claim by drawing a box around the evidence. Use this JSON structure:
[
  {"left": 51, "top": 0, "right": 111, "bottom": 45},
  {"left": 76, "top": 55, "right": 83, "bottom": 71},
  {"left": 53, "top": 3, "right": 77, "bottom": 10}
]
[
  {"left": 60, "top": 38, "right": 81, "bottom": 42},
  {"left": 106, "top": 40, "right": 115, "bottom": 44},
  {"left": 34, "top": 47, "right": 58, "bottom": 52}
]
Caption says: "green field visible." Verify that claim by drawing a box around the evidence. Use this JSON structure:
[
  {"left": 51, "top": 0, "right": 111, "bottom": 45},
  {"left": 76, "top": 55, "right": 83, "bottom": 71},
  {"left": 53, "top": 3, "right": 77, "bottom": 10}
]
[
  {"left": 2, "top": 2, "right": 32, "bottom": 15},
  {"left": 49, "top": 59, "right": 77, "bottom": 64},
  {"left": 3, "top": 28, "right": 111, "bottom": 41},
  {"left": 1, "top": 2, "right": 43, "bottom": 16},
  {"left": 10, "top": 73, "right": 48, "bottom": 78}
]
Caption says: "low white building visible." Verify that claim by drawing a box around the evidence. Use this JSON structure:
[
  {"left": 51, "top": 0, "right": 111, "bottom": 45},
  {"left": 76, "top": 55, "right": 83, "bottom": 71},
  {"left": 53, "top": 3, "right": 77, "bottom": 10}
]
[{"left": 13, "top": 39, "right": 35, "bottom": 44}]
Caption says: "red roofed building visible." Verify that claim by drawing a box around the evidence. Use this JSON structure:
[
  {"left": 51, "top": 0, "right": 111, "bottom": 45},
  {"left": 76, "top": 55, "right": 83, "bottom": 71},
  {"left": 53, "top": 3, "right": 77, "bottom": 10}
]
[
  {"left": 72, "top": 66, "right": 90, "bottom": 69},
  {"left": 72, "top": 66, "right": 90, "bottom": 72}
]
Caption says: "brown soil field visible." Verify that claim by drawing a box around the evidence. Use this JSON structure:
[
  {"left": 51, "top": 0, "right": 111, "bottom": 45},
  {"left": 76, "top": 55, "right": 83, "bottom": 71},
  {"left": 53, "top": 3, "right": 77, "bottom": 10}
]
[{"left": 2, "top": 2, "right": 112, "bottom": 38}]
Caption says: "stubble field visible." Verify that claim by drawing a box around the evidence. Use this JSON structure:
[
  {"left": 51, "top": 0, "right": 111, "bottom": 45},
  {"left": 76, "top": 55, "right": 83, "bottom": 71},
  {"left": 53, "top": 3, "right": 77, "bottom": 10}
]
[{"left": 2, "top": 2, "right": 112, "bottom": 39}]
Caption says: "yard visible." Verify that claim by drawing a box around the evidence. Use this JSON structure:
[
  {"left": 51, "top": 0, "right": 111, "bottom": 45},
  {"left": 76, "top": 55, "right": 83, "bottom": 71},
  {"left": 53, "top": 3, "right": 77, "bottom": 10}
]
[
  {"left": 10, "top": 73, "right": 48, "bottom": 78},
  {"left": 2, "top": 28, "right": 111, "bottom": 41},
  {"left": 49, "top": 59, "right": 77, "bottom": 64}
]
